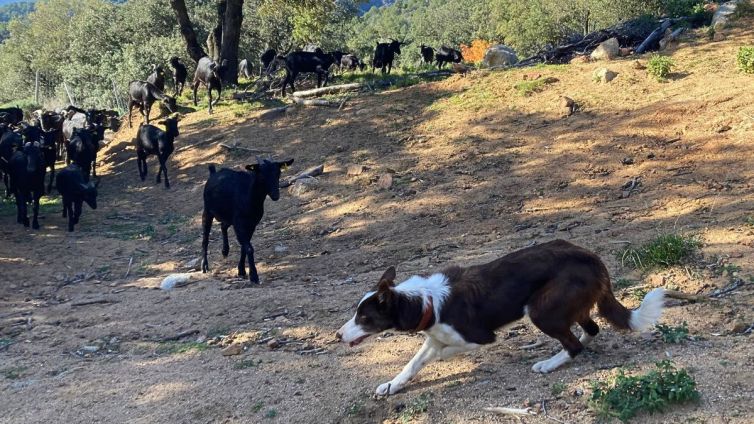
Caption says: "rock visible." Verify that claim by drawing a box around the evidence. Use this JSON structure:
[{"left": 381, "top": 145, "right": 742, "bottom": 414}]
[
  {"left": 451, "top": 63, "right": 470, "bottom": 74},
  {"left": 81, "top": 345, "right": 100, "bottom": 353},
  {"left": 729, "top": 320, "right": 749, "bottom": 334},
  {"left": 712, "top": 1, "right": 741, "bottom": 30},
  {"left": 160, "top": 273, "right": 193, "bottom": 290},
  {"left": 621, "top": 157, "right": 635, "bottom": 165},
  {"left": 633, "top": 60, "right": 646, "bottom": 70},
  {"left": 482, "top": 45, "right": 518, "bottom": 68},
  {"left": 712, "top": 31, "right": 727, "bottom": 42},
  {"left": 288, "top": 177, "right": 319, "bottom": 196},
  {"left": 185, "top": 258, "right": 200, "bottom": 270},
  {"left": 570, "top": 55, "right": 590, "bottom": 64},
  {"left": 593, "top": 68, "right": 618, "bottom": 83},
  {"left": 590, "top": 37, "right": 620, "bottom": 61},
  {"left": 267, "top": 339, "right": 281, "bottom": 349},
  {"left": 559, "top": 96, "right": 576, "bottom": 117},
  {"left": 619, "top": 47, "right": 632, "bottom": 57},
  {"left": 377, "top": 174, "right": 393, "bottom": 190},
  {"left": 347, "top": 165, "right": 366, "bottom": 176},
  {"left": 222, "top": 344, "right": 243, "bottom": 356},
  {"left": 273, "top": 244, "right": 288, "bottom": 254},
  {"left": 717, "top": 125, "right": 732, "bottom": 133}
]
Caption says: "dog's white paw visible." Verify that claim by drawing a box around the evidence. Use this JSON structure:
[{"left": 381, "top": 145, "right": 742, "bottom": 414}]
[
  {"left": 532, "top": 359, "right": 555, "bottom": 373},
  {"left": 532, "top": 350, "right": 571, "bottom": 373},
  {"left": 375, "top": 381, "right": 402, "bottom": 396}
]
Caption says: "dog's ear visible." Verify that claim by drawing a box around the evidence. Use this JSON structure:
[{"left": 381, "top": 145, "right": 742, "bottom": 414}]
[{"left": 376, "top": 266, "right": 396, "bottom": 303}]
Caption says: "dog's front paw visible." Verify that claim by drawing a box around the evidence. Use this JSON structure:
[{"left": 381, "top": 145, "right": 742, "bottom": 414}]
[
  {"left": 375, "top": 381, "right": 402, "bottom": 396},
  {"left": 532, "top": 359, "right": 553, "bottom": 374}
]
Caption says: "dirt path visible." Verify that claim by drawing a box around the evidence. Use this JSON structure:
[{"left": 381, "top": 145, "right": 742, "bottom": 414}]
[{"left": 2, "top": 24, "right": 754, "bottom": 424}]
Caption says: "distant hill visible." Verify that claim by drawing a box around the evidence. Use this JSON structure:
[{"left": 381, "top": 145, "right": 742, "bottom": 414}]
[
  {"left": 0, "top": 0, "right": 33, "bottom": 6},
  {"left": 360, "top": 0, "right": 394, "bottom": 14},
  {"left": 0, "top": 1, "right": 34, "bottom": 41}
]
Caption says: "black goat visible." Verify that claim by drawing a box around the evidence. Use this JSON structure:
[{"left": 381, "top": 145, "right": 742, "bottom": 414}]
[
  {"left": 169, "top": 56, "right": 188, "bottom": 96},
  {"left": 0, "top": 107, "right": 23, "bottom": 124},
  {"left": 281, "top": 51, "right": 336, "bottom": 96},
  {"left": 192, "top": 56, "right": 223, "bottom": 114},
  {"left": 67, "top": 127, "right": 100, "bottom": 183},
  {"left": 147, "top": 64, "right": 167, "bottom": 92},
  {"left": 260, "top": 48, "right": 277, "bottom": 76},
  {"left": 420, "top": 44, "right": 435, "bottom": 64},
  {"left": 373, "top": 39, "right": 405, "bottom": 74},
  {"left": 201, "top": 158, "right": 294, "bottom": 285},
  {"left": 40, "top": 128, "right": 59, "bottom": 193},
  {"left": 435, "top": 46, "right": 464, "bottom": 69},
  {"left": 238, "top": 58, "right": 252, "bottom": 79},
  {"left": 0, "top": 126, "right": 22, "bottom": 197},
  {"left": 134, "top": 117, "right": 179, "bottom": 189},
  {"left": 340, "top": 54, "right": 366, "bottom": 71},
  {"left": 36, "top": 110, "right": 66, "bottom": 159},
  {"left": 8, "top": 142, "right": 45, "bottom": 229},
  {"left": 56, "top": 164, "right": 97, "bottom": 232},
  {"left": 128, "top": 80, "right": 177, "bottom": 128}
]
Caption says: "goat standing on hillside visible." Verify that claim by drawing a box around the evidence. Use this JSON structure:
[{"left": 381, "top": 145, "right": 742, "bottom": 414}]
[
  {"left": 134, "top": 116, "right": 180, "bottom": 189},
  {"left": 201, "top": 158, "right": 294, "bottom": 285}
]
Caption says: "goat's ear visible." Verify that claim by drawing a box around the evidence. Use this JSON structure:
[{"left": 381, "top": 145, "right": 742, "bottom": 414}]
[
  {"left": 156, "top": 120, "right": 166, "bottom": 125},
  {"left": 277, "top": 158, "right": 294, "bottom": 170},
  {"left": 245, "top": 164, "right": 259, "bottom": 173}
]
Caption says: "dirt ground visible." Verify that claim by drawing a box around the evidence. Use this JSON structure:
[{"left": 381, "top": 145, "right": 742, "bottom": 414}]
[{"left": 2, "top": 22, "right": 754, "bottom": 424}]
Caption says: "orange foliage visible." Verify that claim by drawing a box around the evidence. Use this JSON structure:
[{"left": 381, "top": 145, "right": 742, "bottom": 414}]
[{"left": 460, "top": 39, "right": 492, "bottom": 63}]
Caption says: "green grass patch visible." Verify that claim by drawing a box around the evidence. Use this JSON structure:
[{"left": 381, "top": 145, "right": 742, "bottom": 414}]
[
  {"left": 613, "top": 278, "right": 638, "bottom": 291},
  {"left": 399, "top": 393, "right": 432, "bottom": 423},
  {"left": 251, "top": 401, "right": 265, "bottom": 413},
  {"left": 346, "top": 401, "right": 363, "bottom": 417},
  {"left": 233, "top": 358, "right": 262, "bottom": 370},
  {"left": 551, "top": 382, "right": 567, "bottom": 396},
  {"left": 647, "top": 55, "right": 674, "bottom": 81},
  {"left": 265, "top": 409, "right": 277, "bottom": 419},
  {"left": 656, "top": 322, "right": 690, "bottom": 344},
  {"left": 737, "top": 46, "right": 754, "bottom": 74},
  {"left": 514, "top": 79, "right": 546, "bottom": 96},
  {"left": 590, "top": 361, "right": 699, "bottom": 422},
  {"left": 156, "top": 341, "right": 210, "bottom": 355},
  {"left": 619, "top": 234, "right": 701, "bottom": 270},
  {"left": 1, "top": 366, "right": 27, "bottom": 380},
  {"left": 0, "top": 196, "right": 61, "bottom": 217}
]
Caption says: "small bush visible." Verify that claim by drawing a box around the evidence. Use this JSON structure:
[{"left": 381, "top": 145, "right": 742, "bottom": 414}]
[
  {"left": 656, "top": 322, "right": 690, "bottom": 343},
  {"left": 590, "top": 361, "right": 699, "bottom": 422},
  {"left": 737, "top": 47, "right": 754, "bottom": 74},
  {"left": 647, "top": 55, "right": 674, "bottom": 81},
  {"left": 399, "top": 393, "right": 431, "bottom": 423},
  {"left": 620, "top": 234, "right": 700, "bottom": 270},
  {"left": 514, "top": 79, "right": 546, "bottom": 96}
]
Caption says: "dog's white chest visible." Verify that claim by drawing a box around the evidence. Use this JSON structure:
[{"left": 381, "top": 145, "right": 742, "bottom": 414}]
[{"left": 425, "top": 323, "right": 468, "bottom": 346}]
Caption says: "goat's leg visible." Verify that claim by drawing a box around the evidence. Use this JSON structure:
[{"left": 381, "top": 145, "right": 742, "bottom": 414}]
[
  {"left": 91, "top": 152, "right": 97, "bottom": 179},
  {"left": 47, "top": 163, "right": 55, "bottom": 194},
  {"left": 159, "top": 158, "right": 169, "bottom": 189},
  {"left": 72, "top": 200, "right": 82, "bottom": 226},
  {"left": 16, "top": 192, "right": 28, "bottom": 227},
  {"left": 192, "top": 81, "right": 200, "bottom": 106},
  {"left": 207, "top": 86, "right": 213, "bottom": 115},
  {"left": 128, "top": 100, "right": 135, "bottom": 128},
  {"left": 31, "top": 192, "right": 40, "bottom": 230},
  {"left": 221, "top": 223, "right": 230, "bottom": 257},
  {"left": 144, "top": 103, "right": 151, "bottom": 126},
  {"left": 323, "top": 71, "right": 330, "bottom": 88},
  {"left": 240, "top": 234, "right": 259, "bottom": 284},
  {"left": 201, "top": 211, "right": 213, "bottom": 273},
  {"left": 3, "top": 173, "right": 10, "bottom": 198}
]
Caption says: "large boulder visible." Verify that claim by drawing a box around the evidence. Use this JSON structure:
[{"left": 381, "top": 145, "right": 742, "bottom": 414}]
[
  {"left": 483, "top": 45, "right": 518, "bottom": 68},
  {"left": 712, "top": 0, "right": 741, "bottom": 30},
  {"left": 591, "top": 37, "right": 620, "bottom": 61}
]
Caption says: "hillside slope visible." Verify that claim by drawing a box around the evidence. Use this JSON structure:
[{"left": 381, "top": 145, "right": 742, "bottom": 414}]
[{"left": 1, "top": 20, "right": 753, "bottom": 424}]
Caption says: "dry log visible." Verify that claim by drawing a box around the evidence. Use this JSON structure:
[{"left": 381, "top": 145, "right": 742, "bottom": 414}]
[
  {"left": 281, "top": 164, "right": 325, "bottom": 188},
  {"left": 71, "top": 298, "right": 115, "bottom": 307},
  {"left": 258, "top": 106, "right": 289, "bottom": 120},
  {"left": 291, "top": 83, "right": 362, "bottom": 98},
  {"left": 161, "top": 329, "right": 200, "bottom": 342},
  {"left": 636, "top": 19, "right": 673, "bottom": 54},
  {"left": 291, "top": 97, "right": 332, "bottom": 107}
]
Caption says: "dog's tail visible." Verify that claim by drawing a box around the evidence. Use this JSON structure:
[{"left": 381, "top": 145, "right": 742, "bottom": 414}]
[{"left": 598, "top": 287, "right": 665, "bottom": 332}]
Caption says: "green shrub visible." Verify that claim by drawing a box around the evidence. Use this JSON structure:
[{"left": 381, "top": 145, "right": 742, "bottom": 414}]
[
  {"left": 647, "top": 55, "right": 674, "bottom": 81},
  {"left": 733, "top": 0, "right": 754, "bottom": 19},
  {"left": 620, "top": 234, "right": 700, "bottom": 270},
  {"left": 737, "top": 47, "right": 754, "bottom": 74},
  {"left": 590, "top": 361, "right": 699, "bottom": 422},
  {"left": 514, "top": 79, "right": 546, "bottom": 96},
  {"left": 656, "top": 322, "right": 690, "bottom": 343}
]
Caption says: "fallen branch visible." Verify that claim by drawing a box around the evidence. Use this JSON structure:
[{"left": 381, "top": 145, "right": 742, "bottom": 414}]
[
  {"left": 298, "top": 347, "right": 327, "bottom": 355},
  {"left": 710, "top": 279, "right": 746, "bottom": 298},
  {"left": 664, "top": 290, "right": 707, "bottom": 302},
  {"left": 291, "top": 97, "right": 332, "bottom": 107},
  {"left": 262, "top": 310, "right": 289, "bottom": 321},
  {"left": 219, "top": 143, "right": 270, "bottom": 153},
  {"left": 519, "top": 340, "right": 545, "bottom": 350},
  {"left": 281, "top": 164, "right": 325, "bottom": 188},
  {"left": 636, "top": 19, "right": 673, "bottom": 54},
  {"left": 71, "top": 298, "right": 115, "bottom": 307},
  {"left": 124, "top": 256, "right": 133, "bottom": 278},
  {"left": 291, "top": 83, "right": 362, "bottom": 98},
  {"left": 161, "top": 329, "right": 200, "bottom": 342},
  {"left": 484, "top": 407, "right": 536, "bottom": 417}
]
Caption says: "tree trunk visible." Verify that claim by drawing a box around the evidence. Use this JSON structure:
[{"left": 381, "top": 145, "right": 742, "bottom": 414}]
[
  {"left": 207, "top": 0, "right": 226, "bottom": 62},
  {"left": 219, "top": 0, "right": 244, "bottom": 85},
  {"left": 169, "top": 0, "right": 207, "bottom": 63}
]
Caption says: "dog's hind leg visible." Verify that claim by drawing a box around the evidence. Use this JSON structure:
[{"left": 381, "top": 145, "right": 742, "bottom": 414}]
[
  {"left": 577, "top": 317, "right": 600, "bottom": 346},
  {"left": 375, "top": 338, "right": 441, "bottom": 396}
]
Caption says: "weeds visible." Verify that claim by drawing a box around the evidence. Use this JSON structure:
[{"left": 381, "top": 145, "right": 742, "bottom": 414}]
[
  {"left": 737, "top": 46, "right": 754, "bottom": 74},
  {"left": 1, "top": 366, "right": 27, "bottom": 380},
  {"left": 613, "top": 278, "right": 638, "bottom": 290},
  {"left": 514, "top": 79, "right": 546, "bottom": 96},
  {"left": 399, "top": 393, "right": 432, "bottom": 423},
  {"left": 265, "top": 409, "right": 277, "bottom": 419},
  {"left": 647, "top": 55, "right": 674, "bottom": 81},
  {"left": 551, "top": 382, "right": 567, "bottom": 396},
  {"left": 233, "top": 358, "right": 262, "bottom": 370},
  {"left": 251, "top": 401, "right": 264, "bottom": 413},
  {"left": 590, "top": 361, "right": 699, "bottom": 422},
  {"left": 656, "top": 322, "right": 690, "bottom": 343},
  {"left": 619, "top": 234, "right": 700, "bottom": 270},
  {"left": 346, "top": 401, "right": 363, "bottom": 416}
]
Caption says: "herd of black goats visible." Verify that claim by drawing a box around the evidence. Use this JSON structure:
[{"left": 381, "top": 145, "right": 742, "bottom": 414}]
[{"left": 0, "top": 39, "right": 462, "bottom": 284}]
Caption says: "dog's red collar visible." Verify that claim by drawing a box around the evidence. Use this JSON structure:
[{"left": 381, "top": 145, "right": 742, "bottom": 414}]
[{"left": 415, "top": 295, "right": 434, "bottom": 332}]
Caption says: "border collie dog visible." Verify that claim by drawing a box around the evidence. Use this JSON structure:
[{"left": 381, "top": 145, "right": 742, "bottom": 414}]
[{"left": 336, "top": 240, "right": 665, "bottom": 395}]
